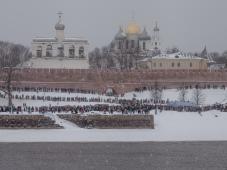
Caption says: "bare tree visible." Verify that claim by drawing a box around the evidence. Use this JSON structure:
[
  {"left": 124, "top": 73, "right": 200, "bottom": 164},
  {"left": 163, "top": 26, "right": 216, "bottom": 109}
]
[
  {"left": 89, "top": 48, "right": 102, "bottom": 69},
  {"left": 0, "top": 41, "right": 30, "bottom": 112},
  {"left": 89, "top": 42, "right": 143, "bottom": 70},
  {"left": 150, "top": 81, "right": 163, "bottom": 115},
  {"left": 178, "top": 85, "right": 188, "bottom": 102},
  {"left": 191, "top": 86, "right": 205, "bottom": 109}
]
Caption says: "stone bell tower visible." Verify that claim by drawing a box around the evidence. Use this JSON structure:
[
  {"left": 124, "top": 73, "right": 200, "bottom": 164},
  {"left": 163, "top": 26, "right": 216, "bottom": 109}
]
[{"left": 55, "top": 12, "right": 65, "bottom": 42}]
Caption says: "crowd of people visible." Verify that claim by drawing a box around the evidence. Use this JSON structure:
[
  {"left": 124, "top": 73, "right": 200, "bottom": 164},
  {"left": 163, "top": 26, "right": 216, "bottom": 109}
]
[
  {"left": 0, "top": 86, "right": 99, "bottom": 95},
  {"left": 1, "top": 86, "right": 227, "bottom": 115},
  {"left": 0, "top": 91, "right": 164, "bottom": 105},
  {"left": 0, "top": 102, "right": 226, "bottom": 115}
]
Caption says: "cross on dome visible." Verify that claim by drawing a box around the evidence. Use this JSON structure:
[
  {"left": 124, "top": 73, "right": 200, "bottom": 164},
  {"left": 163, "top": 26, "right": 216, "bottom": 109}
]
[{"left": 57, "top": 11, "right": 63, "bottom": 19}]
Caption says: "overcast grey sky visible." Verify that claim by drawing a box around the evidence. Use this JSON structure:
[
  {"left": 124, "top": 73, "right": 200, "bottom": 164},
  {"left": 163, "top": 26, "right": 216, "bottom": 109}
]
[{"left": 0, "top": 0, "right": 226, "bottom": 52}]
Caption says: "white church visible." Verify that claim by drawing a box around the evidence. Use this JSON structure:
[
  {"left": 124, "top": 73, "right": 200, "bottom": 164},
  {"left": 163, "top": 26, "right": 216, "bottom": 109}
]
[{"left": 24, "top": 12, "right": 90, "bottom": 69}]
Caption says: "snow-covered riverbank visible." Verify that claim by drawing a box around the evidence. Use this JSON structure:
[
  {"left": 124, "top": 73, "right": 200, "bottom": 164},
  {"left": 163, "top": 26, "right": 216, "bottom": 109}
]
[{"left": 0, "top": 110, "right": 226, "bottom": 142}]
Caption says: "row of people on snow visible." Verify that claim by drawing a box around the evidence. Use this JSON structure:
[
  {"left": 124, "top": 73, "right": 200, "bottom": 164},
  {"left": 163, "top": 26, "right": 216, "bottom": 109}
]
[
  {"left": 0, "top": 93, "right": 166, "bottom": 105},
  {"left": 0, "top": 103, "right": 226, "bottom": 114}
]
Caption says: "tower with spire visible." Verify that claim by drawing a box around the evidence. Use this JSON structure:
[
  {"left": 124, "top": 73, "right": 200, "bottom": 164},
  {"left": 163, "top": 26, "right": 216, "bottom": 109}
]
[
  {"left": 152, "top": 21, "right": 161, "bottom": 50},
  {"left": 55, "top": 12, "right": 65, "bottom": 42}
]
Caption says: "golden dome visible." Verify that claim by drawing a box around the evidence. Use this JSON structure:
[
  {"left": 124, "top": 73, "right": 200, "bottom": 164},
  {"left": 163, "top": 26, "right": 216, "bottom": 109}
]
[{"left": 126, "top": 22, "right": 141, "bottom": 34}]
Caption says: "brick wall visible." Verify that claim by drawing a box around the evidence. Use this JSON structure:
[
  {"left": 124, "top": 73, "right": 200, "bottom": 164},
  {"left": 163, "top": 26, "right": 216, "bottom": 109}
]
[
  {"left": 1, "top": 68, "right": 227, "bottom": 94},
  {"left": 58, "top": 114, "right": 154, "bottom": 129}
]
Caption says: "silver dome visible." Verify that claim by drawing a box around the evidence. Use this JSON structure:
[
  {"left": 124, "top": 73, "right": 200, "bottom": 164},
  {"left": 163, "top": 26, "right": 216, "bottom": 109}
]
[
  {"left": 115, "top": 27, "right": 126, "bottom": 40},
  {"left": 55, "top": 22, "right": 65, "bottom": 30},
  {"left": 139, "top": 28, "right": 151, "bottom": 40}
]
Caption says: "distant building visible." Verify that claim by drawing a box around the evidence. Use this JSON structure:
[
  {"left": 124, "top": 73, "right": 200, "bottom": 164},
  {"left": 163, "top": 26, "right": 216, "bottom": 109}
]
[
  {"left": 138, "top": 52, "right": 208, "bottom": 70},
  {"left": 105, "top": 20, "right": 161, "bottom": 69},
  {"left": 111, "top": 20, "right": 161, "bottom": 53},
  {"left": 200, "top": 46, "right": 217, "bottom": 69},
  {"left": 24, "top": 12, "right": 89, "bottom": 69}
]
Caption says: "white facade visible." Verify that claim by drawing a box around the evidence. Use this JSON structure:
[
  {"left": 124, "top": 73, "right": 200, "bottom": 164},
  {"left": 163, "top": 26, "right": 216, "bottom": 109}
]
[
  {"left": 29, "top": 13, "right": 89, "bottom": 69},
  {"left": 138, "top": 52, "right": 209, "bottom": 70}
]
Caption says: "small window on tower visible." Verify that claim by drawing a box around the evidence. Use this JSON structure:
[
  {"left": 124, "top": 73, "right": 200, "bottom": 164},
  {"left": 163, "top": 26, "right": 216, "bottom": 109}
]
[{"left": 155, "top": 42, "right": 158, "bottom": 46}]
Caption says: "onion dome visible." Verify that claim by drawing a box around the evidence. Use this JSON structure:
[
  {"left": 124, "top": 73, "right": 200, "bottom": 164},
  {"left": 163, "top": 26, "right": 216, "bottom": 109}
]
[
  {"left": 55, "top": 22, "right": 65, "bottom": 30},
  {"left": 126, "top": 22, "right": 141, "bottom": 34},
  {"left": 55, "top": 12, "right": 65, "bottom": 30},
  {"left": 139, "top": 28, "right": 151, "bottom": 40},
  {"left": 115, "top": 27, "right": 126, "bottom": 40}
]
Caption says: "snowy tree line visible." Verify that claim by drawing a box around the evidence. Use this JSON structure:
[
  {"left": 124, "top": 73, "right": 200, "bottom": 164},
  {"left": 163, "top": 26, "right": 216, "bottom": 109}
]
[
  {"left": 89, "top": 46, "right": 138, "bottom": 70},
  {"left": 89, "top": 44, "right": 155, "bottom": 70}
]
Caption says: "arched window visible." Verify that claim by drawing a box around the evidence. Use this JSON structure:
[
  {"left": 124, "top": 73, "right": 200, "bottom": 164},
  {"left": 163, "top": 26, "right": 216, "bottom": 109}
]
[
  {"left": 36, "top": 46, "right": 42, "bottom": 57},
  {"left": 57, "top": 44, "right": 64, "bottom": 57},
  {"left": 46, "top": 45, "right": 52, "bottom": 57},
  {"left": 178, "top": 62, "right": 180, "bottom": 67},
  {"left": 79, "top": 46, "right": 85, "bottom": 58},
  {"left": 190, "top": 62, "right": 193, "bottom": 67},
  {"left": 143, "top": 42, "right": 146, "bottom": 50},
  {"left": 69, "top": 45, "right": 75, "bottom": 58},
  {"left": 172, "top": 63, "right": 175, "bottom": 67}
]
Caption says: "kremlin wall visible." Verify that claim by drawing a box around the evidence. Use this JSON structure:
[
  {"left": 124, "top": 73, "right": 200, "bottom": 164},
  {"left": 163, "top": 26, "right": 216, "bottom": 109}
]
[{"left": 1, "top": 68, "right": 227, "bottom": 94}]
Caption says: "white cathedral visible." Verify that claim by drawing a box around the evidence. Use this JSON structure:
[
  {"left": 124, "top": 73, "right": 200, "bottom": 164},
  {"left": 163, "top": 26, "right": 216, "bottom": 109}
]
[
  {"left": 112, "top": 21, "right": 161, "bottom": 53},
  {"left": 24, "top": 12, "right": 89, "bottom": 69}
]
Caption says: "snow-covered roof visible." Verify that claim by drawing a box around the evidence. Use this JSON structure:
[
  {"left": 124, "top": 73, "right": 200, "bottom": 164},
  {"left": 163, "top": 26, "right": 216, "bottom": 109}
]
[
  {"left": 32, "top": 37, "right": 88, "bottom": 43},
  {"left": 63, "top": 37, "right": 88, "bottom": 43},
  {"left": 138, "top": 51, "right": 209, "bottom": 63},
  {"left": 140, "top": 57, "right": 151, "bottom": 62},
  {"left": 33, "top": 38, "right": 57, "bottom": 42},
  {"left": 152, "top": 52, "right": 207, "bottom": 60},
  {"left": 209, "top": 64, "right": 225, "bottom": 70}
]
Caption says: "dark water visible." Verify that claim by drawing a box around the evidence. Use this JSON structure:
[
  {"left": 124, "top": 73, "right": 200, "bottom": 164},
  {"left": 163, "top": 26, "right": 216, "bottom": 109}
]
[{"left": 0, "top": 142, "right": 227, "bottom": 170}]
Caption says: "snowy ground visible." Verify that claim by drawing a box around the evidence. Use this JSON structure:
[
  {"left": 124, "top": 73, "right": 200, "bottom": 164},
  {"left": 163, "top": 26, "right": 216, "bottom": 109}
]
[
  {"left": 0, "top": 88, "right": 227, "bottom": 142},
  {"left": 125, "top": 88, "right": 227, "bottom": 105},
  {"left": 0, "top": 110, "right": 227, "bottom": 142}
]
